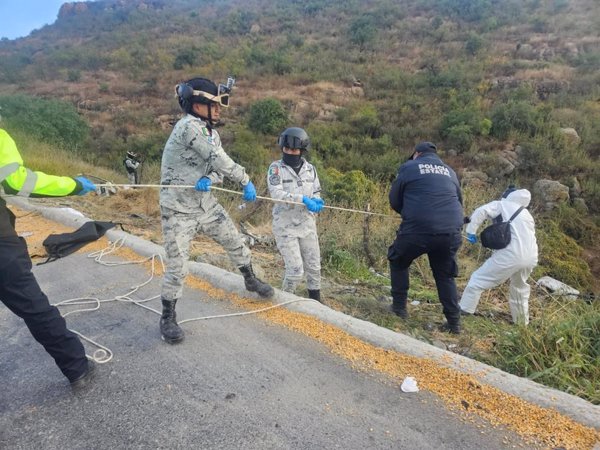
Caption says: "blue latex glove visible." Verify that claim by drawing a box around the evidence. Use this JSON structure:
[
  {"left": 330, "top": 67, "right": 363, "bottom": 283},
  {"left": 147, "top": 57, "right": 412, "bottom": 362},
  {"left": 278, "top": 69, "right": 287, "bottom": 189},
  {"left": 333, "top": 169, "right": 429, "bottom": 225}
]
[
  {"left": 195, "top": 177, "right": 212, "bottom": 192},
  {"left": 311, "top": 197, "right": 324, "bottom": 213},
  {"left": 302, "top": 196, "right": 320, "bottom": 213},
  {"left": 242, "top": 181, "right": 257, "bottom": 202},
  {"left": 466, "top": 233, "right": 478, "bottom": 244},
  {"left": 75, "top": 177, "right": 96, "bottom": 195}
]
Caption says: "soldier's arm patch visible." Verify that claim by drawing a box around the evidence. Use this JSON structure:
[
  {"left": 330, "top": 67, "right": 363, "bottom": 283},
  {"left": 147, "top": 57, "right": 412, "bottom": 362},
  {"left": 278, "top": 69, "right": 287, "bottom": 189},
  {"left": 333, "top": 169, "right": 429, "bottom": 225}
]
[
  {"left": 269, "top": 174, "right": 281, "bottom": 185},
  {"left": 268, "top": 165, "right": 280, "bottom": 176}
]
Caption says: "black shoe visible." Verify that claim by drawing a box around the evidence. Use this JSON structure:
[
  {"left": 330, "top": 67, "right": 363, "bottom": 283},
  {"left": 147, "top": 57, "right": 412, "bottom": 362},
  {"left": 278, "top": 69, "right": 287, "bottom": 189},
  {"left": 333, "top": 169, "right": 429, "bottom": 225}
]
[
  {"left": 389, "top": 304, "right": 408, "bottom": 319},
  {"left": 239, "top": 264, "right": 274, "bottom": 298},
  {"left": 308, "top": 289, "right": 321, "bottom": 303},
  {"left": 440, "top": 321, "right": 461, "bottom": 334},
  {"left": 70, "top": 360, "right": 96, "bottom": 391},
  {"left": 160, "top": 298, "right": 185, "bottom": 344}
]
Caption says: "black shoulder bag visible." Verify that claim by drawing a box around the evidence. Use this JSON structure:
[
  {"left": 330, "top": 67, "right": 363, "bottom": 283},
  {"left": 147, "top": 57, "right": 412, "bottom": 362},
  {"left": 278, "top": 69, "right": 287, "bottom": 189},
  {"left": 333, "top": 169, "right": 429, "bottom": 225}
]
[{"left": 479, "top": 207, "right": 524, "bottom": 250}]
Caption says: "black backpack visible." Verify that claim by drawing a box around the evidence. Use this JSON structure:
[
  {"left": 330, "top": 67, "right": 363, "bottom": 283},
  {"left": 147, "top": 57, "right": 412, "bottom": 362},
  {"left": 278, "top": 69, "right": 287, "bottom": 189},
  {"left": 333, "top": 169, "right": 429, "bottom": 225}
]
[
  {"left": 480, "top": 207, "right": 524, "bottom": 250},
  {"left": 40, "top": 221, "right": 117, "bottom": 264}
]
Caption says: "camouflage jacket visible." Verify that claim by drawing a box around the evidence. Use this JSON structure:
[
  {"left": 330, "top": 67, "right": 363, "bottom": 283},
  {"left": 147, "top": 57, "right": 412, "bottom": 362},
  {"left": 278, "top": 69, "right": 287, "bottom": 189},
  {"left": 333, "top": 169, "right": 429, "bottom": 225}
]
[
  {"left": 267, "top": 158, "right": 321, "bottom": 233},
  {"left": 160, "top": 114, "right": 249, "bottom": 213}
]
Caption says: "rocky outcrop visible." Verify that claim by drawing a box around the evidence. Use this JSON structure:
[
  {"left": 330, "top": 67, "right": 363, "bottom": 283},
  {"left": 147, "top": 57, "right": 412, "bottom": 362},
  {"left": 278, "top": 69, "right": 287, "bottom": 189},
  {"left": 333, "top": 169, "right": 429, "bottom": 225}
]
[
  {"left": 534, "top": 179, "right": 570, "bottom": 211},
  {"left": 559, "top": 127, "right": 581, "bottom": 146},
  {"left": 59, "top": 1, "right": 164, "bottom": 18},
  {"left": 58, "top": 2, "right": 90, "bottom": 17},
  {"left": 460, "top": 170, "right": 489, "bottom": 188}
]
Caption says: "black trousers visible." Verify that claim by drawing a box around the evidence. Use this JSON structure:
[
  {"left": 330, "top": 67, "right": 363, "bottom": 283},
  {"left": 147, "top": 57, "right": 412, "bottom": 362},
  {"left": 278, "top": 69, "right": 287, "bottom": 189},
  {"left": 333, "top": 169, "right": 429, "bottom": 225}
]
[
  {"left": 0, "top": 235, "right": 88, "bottom": 382},
  {"left": 388, "top": 232, "right": 462, "bottom": 323}
]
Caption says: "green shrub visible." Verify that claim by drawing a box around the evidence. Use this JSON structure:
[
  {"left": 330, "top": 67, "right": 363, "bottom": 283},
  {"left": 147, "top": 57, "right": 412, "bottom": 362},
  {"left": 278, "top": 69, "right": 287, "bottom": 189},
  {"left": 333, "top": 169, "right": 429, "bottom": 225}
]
[
  {"left": 173, "top": 47, "right": 199, "bottom": 70},
  {"left": 321, "top": 168, "right": 376, "bottom": 209},
  {"left": 439, "top": 0, "right": 492, "bottom": 22},
  {"left": 492, "top": 300, "right": 600, "bottom": 404},
  {"left": 465, "top": 32, "right": 484, "bottom": 55},
  {"left": 490, "top": 101, "right": 540, "bottom": 139},
  {"left": 348, "top": 17, "right": 376, "bottom": 49},
  {"left": 247, "top": 98, "right": 288, "bottom": 135},
  {"left": 535, "top": 220, "right": 594, "bottom": 292},
  {"left": 0, "top": 94, "right": 89, "bottom": 151},
  {"left": 224, "top": 125, "right": 271, "bottom": 178},
  {"left": 67, "top": 69, "right": 81, "bottom": 82}
]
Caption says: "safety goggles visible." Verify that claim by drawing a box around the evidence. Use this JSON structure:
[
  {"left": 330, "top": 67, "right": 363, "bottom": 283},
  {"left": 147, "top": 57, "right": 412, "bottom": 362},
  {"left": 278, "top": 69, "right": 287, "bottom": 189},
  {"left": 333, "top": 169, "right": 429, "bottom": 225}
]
[
  {"left": 278, "top": 134, "right": 310, "bottom": 150},
  {"left": 175, "top": 83, "right": 230, "bottom": 108},
  {"left": 194, "top": 89, "right": 230, "bottom": 107}
]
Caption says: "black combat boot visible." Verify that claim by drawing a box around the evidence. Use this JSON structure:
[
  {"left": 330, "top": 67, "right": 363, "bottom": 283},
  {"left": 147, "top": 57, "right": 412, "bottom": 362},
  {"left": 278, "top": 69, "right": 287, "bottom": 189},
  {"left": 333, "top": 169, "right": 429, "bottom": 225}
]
[
  {"left": 390, "top": 301, "right": 408, "bottom": 319},
  {"left": 70, "top": 360, "right": 97, "bottom": 392},
  {"left": 239, "top": 264, "right": 274, "bottom": 298},
  {"left": 440, "top": 319, "right": 461, "bottom": 334},
  {"left": 308, "top": 289, "right": 321, "bottom": 303},
  {"left": 160, "top": 298, "right": 185, "bottom": 344}
]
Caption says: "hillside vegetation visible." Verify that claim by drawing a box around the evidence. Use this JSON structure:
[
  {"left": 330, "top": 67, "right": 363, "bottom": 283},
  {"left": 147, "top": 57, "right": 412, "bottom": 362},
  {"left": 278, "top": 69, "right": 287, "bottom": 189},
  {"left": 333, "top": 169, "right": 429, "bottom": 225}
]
[{"left": 1, "top": 0, "right": 600, "bottom": 403}]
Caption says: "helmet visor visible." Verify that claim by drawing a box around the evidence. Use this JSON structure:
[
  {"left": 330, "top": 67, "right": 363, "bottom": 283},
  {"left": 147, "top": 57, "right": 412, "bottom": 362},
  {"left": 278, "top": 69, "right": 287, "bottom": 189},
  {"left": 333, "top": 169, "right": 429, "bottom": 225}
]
[{"left": 278, "top": 134, "right": 309, "bottom": 150}]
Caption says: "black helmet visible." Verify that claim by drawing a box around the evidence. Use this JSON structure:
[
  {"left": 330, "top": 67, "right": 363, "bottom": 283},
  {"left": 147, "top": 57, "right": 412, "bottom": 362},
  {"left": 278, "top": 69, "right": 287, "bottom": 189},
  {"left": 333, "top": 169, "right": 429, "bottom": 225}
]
[
  {"left": 175, "top": 77, "right": 230, "bottom": 113},
  {"left": 278, "top": 127, "right": 310, "bottom": 151}
]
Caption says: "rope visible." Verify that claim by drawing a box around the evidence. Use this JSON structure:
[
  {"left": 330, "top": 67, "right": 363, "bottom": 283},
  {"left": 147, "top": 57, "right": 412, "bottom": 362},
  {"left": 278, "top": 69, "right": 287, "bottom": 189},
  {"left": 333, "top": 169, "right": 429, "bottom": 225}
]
[
  {"left": 52, "top": 237, "right": 318, "bottom": 364},
  {"left": 95, "top": 183, "right": 397, "bottom": 218}
]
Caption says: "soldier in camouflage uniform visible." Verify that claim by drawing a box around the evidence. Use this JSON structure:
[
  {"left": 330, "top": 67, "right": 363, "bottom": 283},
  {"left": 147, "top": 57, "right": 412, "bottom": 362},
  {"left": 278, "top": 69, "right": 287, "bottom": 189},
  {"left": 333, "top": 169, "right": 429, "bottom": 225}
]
[
  {"left": 267, "top": 127, "right": 324, "bottom": 302},
  {"left": 159, "top": 76, "right": 274, "bottom": 344}
]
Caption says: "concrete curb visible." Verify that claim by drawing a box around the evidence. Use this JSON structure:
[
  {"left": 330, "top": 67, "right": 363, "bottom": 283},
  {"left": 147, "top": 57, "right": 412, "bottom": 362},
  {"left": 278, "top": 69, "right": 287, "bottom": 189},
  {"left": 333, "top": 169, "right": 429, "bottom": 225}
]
[{"left": 11, "top": 197, "right": 600, "bottom": 430}]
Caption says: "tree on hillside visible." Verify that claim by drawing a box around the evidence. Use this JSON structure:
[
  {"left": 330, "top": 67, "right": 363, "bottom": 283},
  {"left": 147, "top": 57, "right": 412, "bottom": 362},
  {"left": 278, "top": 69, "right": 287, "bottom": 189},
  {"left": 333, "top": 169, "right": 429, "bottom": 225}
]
[
  {"left": 247, "top": 99, "right": 288, "bottom": 135},
  {"left": 348, "top": 17, "right": 376, "bottom": 50}
]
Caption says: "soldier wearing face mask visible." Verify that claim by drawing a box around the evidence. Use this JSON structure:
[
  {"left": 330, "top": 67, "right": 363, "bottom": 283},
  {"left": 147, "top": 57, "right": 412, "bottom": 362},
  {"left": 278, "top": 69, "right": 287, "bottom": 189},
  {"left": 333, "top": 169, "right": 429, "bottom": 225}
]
[{"left": 267, "top": 127, "right": 324, "bottom": 302}]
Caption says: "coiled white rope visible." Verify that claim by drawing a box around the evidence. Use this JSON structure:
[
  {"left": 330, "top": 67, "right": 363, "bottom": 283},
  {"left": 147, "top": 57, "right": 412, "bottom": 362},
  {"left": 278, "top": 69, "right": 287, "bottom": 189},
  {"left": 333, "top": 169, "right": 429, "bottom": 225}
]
[
  {"left": 52, "top": 237, "right": 317, "bottom": 364},
  {"left": 95, "top": 183, "right": 397, "bottom": 218}
]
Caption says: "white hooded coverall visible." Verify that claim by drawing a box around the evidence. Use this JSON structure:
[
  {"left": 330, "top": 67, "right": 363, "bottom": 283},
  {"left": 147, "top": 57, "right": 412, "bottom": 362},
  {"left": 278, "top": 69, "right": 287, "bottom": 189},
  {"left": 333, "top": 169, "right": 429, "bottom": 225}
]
[{"left": 459, "top": 189, "right": 538, "bottom": 324}]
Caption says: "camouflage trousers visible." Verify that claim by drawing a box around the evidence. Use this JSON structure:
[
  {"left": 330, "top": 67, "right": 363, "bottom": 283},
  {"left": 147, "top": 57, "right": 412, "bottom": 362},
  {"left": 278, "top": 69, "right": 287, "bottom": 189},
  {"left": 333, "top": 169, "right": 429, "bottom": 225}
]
[
  {"left": 274, "top": 227, "right": 321, "bottom": 293},
  {"left": 160, "top": 204, "right": 251, "bottom": 301}
]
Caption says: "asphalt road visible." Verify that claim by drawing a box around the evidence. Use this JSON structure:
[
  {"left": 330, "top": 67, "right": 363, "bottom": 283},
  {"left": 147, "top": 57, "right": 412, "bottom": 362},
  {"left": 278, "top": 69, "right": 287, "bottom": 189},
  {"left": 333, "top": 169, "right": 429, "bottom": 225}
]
[{"left": 0, "top": 251, "right": 530, "bottom": 449}]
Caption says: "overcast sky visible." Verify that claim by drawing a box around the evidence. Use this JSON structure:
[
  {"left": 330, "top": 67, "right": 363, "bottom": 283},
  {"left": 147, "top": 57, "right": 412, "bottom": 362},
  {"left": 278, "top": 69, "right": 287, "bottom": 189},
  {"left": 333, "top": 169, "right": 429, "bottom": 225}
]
[{"left": 0, "top": 0, "right": 93, "bottom": 40}]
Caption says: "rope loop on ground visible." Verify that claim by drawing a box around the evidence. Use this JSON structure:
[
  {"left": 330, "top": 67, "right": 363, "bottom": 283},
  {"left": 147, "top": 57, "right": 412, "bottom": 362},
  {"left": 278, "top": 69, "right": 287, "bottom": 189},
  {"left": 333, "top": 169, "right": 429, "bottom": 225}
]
[{"left": 52, "top": 238, "right": 317, "bottom": 364}]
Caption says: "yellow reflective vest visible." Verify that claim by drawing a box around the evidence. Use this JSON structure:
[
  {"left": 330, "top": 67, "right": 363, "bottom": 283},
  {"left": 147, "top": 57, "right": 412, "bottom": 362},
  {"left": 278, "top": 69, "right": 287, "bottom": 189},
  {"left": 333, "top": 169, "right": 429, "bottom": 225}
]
[{"left": 0, "top": 128, "right": 82, "bottom": 237}]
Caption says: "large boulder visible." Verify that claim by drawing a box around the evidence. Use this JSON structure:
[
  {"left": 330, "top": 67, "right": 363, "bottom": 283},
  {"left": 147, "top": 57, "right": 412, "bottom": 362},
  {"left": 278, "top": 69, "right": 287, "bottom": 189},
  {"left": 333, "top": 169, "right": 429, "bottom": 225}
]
[
  {"left": 534, "top": 179, "right": 570, "bottom": 211},
  {"left": 460, "top": 170, "right": 489, "bottom": 188},
  {"left": 559, "top": 127, "right": 581, "bottom": 146}
]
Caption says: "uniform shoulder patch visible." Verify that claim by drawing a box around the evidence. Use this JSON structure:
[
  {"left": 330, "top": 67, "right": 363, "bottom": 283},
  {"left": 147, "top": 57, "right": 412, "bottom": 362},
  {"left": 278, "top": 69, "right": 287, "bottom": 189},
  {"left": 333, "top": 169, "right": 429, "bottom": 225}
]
[
  {"left": 268, "top": 164, "right": 280, "bottom": 176},
  {"left": 269, "top": 173, "right": 281, "bottom": 185}
]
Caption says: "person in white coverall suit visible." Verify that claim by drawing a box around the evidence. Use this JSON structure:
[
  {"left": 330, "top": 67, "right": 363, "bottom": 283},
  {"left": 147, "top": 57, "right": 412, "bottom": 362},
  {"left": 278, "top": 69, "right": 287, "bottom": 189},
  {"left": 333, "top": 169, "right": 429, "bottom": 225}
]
[
  {"left": 267, "top": 127, "right": 324, "bottom": 302},
  {"left": 459, "top": 187, "right": 538, "bottom": 324}
]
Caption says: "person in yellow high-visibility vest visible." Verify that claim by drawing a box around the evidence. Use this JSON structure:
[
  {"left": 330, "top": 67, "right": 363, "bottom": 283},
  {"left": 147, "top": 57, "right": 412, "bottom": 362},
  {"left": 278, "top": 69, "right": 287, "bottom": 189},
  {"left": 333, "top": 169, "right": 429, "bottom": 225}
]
[{"left": 0, "top": 127, "right": 97, "bottom": 389}]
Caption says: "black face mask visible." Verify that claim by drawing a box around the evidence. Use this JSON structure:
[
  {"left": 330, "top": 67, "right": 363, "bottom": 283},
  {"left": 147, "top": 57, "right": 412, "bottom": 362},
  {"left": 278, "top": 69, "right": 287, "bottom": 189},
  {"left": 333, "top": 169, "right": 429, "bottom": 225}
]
[{"left": 282, "top": 153, "right": 302, "bottom": 168}]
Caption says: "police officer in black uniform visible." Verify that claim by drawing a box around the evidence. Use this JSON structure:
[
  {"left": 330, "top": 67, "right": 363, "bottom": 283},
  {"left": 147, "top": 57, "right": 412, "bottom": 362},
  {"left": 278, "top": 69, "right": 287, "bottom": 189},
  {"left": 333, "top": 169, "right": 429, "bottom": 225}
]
[{"left": 388, "top": 142, "right": 464, "bottom": 333}]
